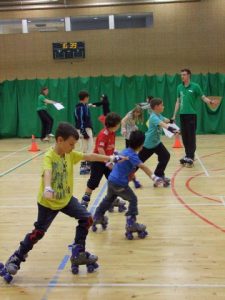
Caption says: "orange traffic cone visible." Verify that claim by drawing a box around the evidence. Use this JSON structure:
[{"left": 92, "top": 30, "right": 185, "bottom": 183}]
[
  {"left": 172, "top": 134, "right": 183, "bottom": 148},
  {"left": 28, "top": 135, "right": 40, "bottom": 152}
]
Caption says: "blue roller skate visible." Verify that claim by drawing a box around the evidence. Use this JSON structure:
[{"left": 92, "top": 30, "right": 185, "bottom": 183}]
[
  {"left": 0, "top": 263, "right": 13, "bottom": 283},
  {"left": 80, "top": 161, "right": 90, "bottom": 175},
  {"left": 125, "top": 216, "right": 148, "bottom": 240},
  {"left": 108, "top": 197, "right": 127, "bottom": 213},
  {"left": 81, "top": 193, "right": 91, "bottom": 208},
  {"left": 70, "top": 244, "right": 98, "bottom": 274},
  {"left": 0, "top": 251, "right": 27, "bottom": 283},
  {"left": 92, "top": 215, "right": 108, "bottom": 232}
]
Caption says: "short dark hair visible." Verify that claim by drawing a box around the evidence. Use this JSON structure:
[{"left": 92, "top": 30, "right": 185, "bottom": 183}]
[
  {"left": 181, "top": 68, "right": 191, "bottom": 75},
  {"left": 55, "top": 122, "right": 79, "bottom": 141},
  {"left": 41, "top": 87, "right": 48, "bottom": 94},
  {"left": 129, "top": 130, "right": 145, "bottom": 150},
  {"left": 150, "top": 98, "right": 163, "bottom": 109},
  {"left": 79, "top": 90, "right": 89, "bottom": 101},
  {"left": 105, "top": 112, "right": 121, "bottom": 128}
]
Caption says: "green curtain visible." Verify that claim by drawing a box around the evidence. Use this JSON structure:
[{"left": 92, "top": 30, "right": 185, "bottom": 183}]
[{"left": 0, "top": 73, "right": 224, "bottom": 138}]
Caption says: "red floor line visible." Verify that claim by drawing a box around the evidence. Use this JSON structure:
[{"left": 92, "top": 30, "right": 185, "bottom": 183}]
[
  {"left": 185, "top": 172, "right": 222, "bottom": 203},
  {"left": 171, "top": 163, "right": 225, "bottom": 233}
]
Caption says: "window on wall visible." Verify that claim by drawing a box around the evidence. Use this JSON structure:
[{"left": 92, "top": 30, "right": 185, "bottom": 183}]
[
  {"left": 0, "top": 13, "right": 153, "bottom": 35},
  {"left": 70, "top": 16, "right": 109, "bottom": 31},
  {"left": 114, "top": 13, "right": 153, "bottom": 29},
  {"left": 0, "top": 19, "right": 22, "bottom": 34},
  {"left": 27, "top": 18, "right": 65, "bottom": 32}
]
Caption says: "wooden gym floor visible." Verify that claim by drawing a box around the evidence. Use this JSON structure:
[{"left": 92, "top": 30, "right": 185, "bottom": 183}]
[{"left": 0, "top": 135, "right": 225, "bottom": 300}]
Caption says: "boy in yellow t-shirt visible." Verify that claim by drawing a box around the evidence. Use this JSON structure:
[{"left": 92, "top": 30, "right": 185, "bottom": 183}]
[{"left": 0, "top": 122, "right": 120, "bottom": 282}]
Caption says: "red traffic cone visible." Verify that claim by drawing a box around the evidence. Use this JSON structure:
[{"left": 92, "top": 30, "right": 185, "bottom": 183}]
[
  {"left": 28, "top": 135, "right": 40, "bottom": 152},
  {"left": 172, "top": 134, "right": 183, "bottom": 148}
]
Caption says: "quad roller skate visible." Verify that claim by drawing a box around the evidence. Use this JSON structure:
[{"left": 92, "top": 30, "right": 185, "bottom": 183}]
[
  {"left": 125, "top": 216, "right": 148, "bottom": 240},
  {"left": 70, "top": 244, "right": 98, "bottom": 274},
  {"left": 108, "top": 197, "right": 127, "bottom": 213},
  {"left": 81, "top": 193, "right": 91, "bottom": 208},
  {"left": 80, "top": 161, "right": 90, "bottom": 175},
  {"left": 161, "top": 176, "right": 171, "bottom": 187},
  {"left": 153, "top": 176, "right": 169, "bottom": 188},
  {"left": 180, "top": 157, "right": 194, "bottom": 168},
  {"left": 0, "top": 252, "right": 27, "bottom": 283},
  {"left": 92, "top": 215, "right": 108, "bottom": 232}
]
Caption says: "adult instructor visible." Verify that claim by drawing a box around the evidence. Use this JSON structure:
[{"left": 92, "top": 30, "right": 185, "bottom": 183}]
[{"left": 172, "top": 69, "right": 217, "bottom": 167}]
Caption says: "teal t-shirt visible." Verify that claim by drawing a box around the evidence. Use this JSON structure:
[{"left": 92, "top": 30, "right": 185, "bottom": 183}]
[
  {"left": 144, "top": 112, "right": 166, "bottom": 149},
  {"left": 177, "top": 82, "right": 204, "bottom": 114},
  {"left": 37, "top": 94, "right": 48, "bottom": 111}
]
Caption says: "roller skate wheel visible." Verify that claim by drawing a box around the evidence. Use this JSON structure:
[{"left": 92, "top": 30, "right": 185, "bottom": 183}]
[
  {"left": 163, "top": 182, "right": 170, "bottom": 187},
  {"left": 93, "top": 262, "right": 99, "bottom": 269},
  {"left": 92, "top": 225, "right": 97, "bottom": 232},
  {"left": 125, "top": 232, "right": 133, "bottom": 240},
  {"left": 0, "top": 266, "right": 6, "bottom": 277},
  {"left": 4, "top": 273, "right": 13, "bottom": 283},
  {"left": 71, "top": 265, "right": 79, "bottom": 274},
  {"left": 138, "top": 231, "right": 147, "bottom": 239},
  {"left": 108, "top": 207, "right": 114, "bottom": 213},
  {"left": 87, "top": 265, "right": 95, "bottom": 273}
]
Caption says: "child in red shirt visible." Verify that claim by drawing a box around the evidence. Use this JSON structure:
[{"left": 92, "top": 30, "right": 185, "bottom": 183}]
[{"left": 81, "top": 112, "right": 121, "bottom": 208}]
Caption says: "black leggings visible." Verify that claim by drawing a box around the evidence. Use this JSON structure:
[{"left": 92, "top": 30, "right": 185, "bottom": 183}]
[
  {"left": 138, "top": 142, "right": 170, "bottom": 177},
  {"left": 37, "top": 109, "right": 53, "bottom": 139}
]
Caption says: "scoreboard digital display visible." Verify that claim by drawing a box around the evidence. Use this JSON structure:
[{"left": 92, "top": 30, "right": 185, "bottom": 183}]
[{"left": 52, "top": 42, "right": 85, "bottom": 59}]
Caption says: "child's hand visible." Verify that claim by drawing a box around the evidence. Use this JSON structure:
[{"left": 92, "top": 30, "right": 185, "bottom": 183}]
[
  {"left": 43, "top": 186, "right": 54, "bottom": 199},
  {"left": 109, "top": 153, "right": 128, "bottom": 164}
]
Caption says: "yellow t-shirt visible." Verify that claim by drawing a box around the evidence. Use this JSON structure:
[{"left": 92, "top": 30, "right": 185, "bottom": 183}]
[{"left": 38, "top": 147, "right": 84, "bottom": 210}]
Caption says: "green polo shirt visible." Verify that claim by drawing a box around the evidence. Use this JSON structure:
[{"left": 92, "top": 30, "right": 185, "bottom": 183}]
[
  {"left": 37, "top": 94, "right": 48, "bottom": 111},
  {"left": 177, "top": 82, "right": 204, "bottom": 114}
]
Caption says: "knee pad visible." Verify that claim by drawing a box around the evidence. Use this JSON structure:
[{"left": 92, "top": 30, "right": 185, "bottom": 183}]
[
  {"left": 29, "top": 229, "right": 45, "bottom": 244},
  {"left": 79, "top": 216, "right": 93, "bottom": 230},
  {"left": 86, "top": 216, "right": 93, "bottom": 228}
]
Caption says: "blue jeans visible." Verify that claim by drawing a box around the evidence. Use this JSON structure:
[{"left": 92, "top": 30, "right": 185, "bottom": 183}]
[{"left": 95, "top": 181, "right": 138, "bottom": 217}]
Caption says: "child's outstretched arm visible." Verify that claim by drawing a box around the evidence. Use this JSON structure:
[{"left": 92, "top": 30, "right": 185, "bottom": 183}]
[
  {"left": 44, "top": 99, "right": 58, "bottom": 105},
  {"left": 83, "top": 153, "right": 128, "bottom": 163},
  {"left": 159, "top": 121, "right": 180, "bottom": 134}
]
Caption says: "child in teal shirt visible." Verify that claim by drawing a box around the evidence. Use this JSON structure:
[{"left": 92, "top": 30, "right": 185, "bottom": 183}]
[{"left": 138, "top": 98, "right": 179, "bottom": 186}]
